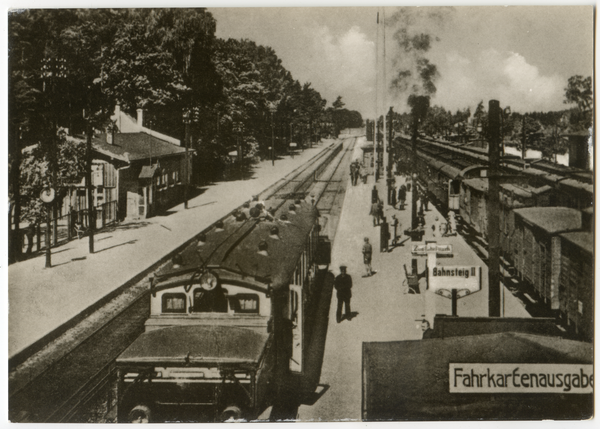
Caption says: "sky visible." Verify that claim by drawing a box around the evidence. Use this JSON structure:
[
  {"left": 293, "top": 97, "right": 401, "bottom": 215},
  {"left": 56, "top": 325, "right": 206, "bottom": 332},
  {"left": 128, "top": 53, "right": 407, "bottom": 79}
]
[{"left": 210, "top": 6, "right": 594, "bottom": 119}]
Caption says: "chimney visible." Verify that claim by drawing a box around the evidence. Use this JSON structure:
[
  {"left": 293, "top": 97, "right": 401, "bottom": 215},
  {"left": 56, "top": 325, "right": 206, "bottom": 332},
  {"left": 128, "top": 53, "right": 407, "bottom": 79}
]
[
  {"left": 137, "top": 108, "right": 144, "bottom": 128},
  {"left": 106, "top": 131, "right": 113, "bottom": 144},
  {"left": 114, "top": 104, "right": 120, "bottom": 116}
]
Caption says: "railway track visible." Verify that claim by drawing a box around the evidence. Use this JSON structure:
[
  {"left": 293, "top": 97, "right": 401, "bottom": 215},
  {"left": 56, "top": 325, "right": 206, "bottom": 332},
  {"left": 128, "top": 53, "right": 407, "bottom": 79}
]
[{"left": 9, "top": 137, "right": 355, "bottom": 423}]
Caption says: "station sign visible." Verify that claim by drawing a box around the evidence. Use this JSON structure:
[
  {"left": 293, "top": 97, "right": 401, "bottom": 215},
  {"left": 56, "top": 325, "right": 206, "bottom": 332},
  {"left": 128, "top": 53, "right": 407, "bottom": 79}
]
[
  {"left": 450, "top": 363, "right": 593, "bottom": 394},
  {"left": 289, "top": 142, "right": 297, "bottom": 148},
  {"left": 429, "top": 265, "right": 482, "bottom": 294},
  {"left": 411, "top": 242, "right": 453, "bottom": 256}
]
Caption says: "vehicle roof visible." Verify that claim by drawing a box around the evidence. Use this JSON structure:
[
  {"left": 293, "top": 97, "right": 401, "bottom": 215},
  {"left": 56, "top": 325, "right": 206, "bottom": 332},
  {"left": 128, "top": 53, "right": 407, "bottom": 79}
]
[
  {"left": 514, "top": 207, "right": 582, "bottom": 234},
  {"left": 559, "top": 231, "right": 593, "bottom": 255},
  {"left": 116, "top": 325, "right": 269, "bottom": 366},
  {"left": 153, "top": 199, "right": 319, "bottom": 291}
]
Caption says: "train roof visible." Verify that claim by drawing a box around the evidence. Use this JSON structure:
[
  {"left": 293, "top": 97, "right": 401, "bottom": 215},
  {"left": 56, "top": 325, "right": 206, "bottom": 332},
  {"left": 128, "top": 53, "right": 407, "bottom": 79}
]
[
  {"left": 559, "top": 231, "right": 593, "bottom": 255},
  {"left": 152, "top": 199, "right": 319, "bottom": 291},
  {"left": 559, "top": 178, "right": 594, "bottom": 194},
  {"left": 116, "top": 325, "right": 269, "bottom": 366},
  {"left": 462, "top": 178, "right": 488, "bottom": 192},
  {"left": 514, "top": 207, "right": 582, "bottom": 234},
  {"left": 500, "top": 184, "right": 552, "bottom": 199}
]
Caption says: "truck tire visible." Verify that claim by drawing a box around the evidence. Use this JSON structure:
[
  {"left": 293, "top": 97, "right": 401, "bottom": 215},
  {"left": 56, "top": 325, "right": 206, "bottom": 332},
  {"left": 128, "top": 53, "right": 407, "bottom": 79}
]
[
  {"left": 128, "top": 404, "right": 152, "bottom": 423},
  {"left": 220, "top": 405, "right": 243, "bottom": 422}
]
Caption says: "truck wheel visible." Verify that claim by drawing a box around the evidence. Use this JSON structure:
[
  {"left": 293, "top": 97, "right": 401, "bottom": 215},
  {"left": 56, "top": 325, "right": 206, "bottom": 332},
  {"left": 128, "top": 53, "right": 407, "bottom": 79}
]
[
  {"left": 128, "top": 404, "right": 152, "bottom": 423},
  {"left": 220, "top": 405, "right": 243, "bottom": 422}
]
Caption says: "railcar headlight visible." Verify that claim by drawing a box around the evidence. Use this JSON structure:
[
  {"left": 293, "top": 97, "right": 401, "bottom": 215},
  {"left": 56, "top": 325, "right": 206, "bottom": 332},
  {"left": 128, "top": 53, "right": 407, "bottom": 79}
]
[{"left": 199, "top": 271, "right": 218, "bottom": 291}]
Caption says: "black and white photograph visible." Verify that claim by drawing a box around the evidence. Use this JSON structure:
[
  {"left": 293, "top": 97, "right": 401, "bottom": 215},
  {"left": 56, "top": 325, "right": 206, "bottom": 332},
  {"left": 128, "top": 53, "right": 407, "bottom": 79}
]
[{"left": 6, "top": 4, "right": 594, "bottom": 423}]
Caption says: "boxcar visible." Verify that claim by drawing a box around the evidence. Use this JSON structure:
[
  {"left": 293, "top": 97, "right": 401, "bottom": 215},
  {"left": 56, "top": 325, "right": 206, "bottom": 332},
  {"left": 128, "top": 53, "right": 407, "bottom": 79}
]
[
  {"left": 558, "top": 231, "right": 593, "bottom": 342},
  {"left": 512, "top": 207, "right": 582, "bottom": 309}
]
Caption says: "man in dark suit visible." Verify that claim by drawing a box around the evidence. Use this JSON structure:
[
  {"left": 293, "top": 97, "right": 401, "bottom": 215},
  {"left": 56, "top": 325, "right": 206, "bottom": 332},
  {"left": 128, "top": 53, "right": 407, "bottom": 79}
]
[{"left": 334, "top": 265, "right": 353, "bottom": 323}]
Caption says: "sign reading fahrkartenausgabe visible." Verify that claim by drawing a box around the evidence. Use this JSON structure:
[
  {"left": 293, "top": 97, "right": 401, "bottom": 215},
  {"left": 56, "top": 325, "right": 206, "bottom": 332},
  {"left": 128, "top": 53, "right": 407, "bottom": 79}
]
[{"left": 450, "top": 364, "right": 593, "bottom": 394}]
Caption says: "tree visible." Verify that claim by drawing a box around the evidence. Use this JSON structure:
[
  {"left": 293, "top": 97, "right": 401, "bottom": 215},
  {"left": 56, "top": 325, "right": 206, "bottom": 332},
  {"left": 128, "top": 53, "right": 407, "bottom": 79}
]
[
  {"left": 564, "top": 75, "right": 592, "bottom": 130},
  {"left": 564, "top": 75, "right": 592, "bottom": 113},
  {"left": 332, "top": 95, "right": 345, "bottom": 110}
]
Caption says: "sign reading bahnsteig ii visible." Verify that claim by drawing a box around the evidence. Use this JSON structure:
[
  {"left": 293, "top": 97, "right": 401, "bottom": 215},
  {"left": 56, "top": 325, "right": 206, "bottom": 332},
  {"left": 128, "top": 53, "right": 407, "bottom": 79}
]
[
  {"left": 450, "top": 364, "right": 593, "bottom": 394},
  {"left": 429, "top": 266, "right": 482, "bottom": 293}
]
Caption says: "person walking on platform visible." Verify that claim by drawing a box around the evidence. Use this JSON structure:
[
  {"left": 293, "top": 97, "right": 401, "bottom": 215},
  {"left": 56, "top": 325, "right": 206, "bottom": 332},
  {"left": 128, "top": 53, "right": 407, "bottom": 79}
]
[
  {"left": 360, "top": 163, "right": 368, "bottom": 184},
  {"left": 398, "top": 185, "right": 406, "bottom": 210},
  {"left": 370, "top": 199, "right": 380, "bottom": 226},
  {"left": 349, "top": 163, "right": 357, "bottom": 186},
  {"left": 371, "top": 185, "right": 379, "bottom": 203},
  {"left": 391, "top": 214, "right": 400, "bottom": 246},
  {"left": 362, "top": 237, "right": 374, "bottom": 277},
  {"left": 422, "top": 192, "right": 429, "bottom": 211},
  {"left": 433, "top": 216, "right": 441, "bottom": 237},
  {"left": 380, "top": 216, "right": 390, "bottom": 253},
  {"left": 391, "top": 184, "right": 397, "bottom": 208},
  {"left": 334, "top": 265, "right": 353, "bottom": 323}
]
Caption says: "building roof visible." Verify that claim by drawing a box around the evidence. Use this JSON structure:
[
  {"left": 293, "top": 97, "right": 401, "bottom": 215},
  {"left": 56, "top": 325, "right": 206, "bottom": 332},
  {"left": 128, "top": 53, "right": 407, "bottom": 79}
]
[
  {"left": 560, "top": 231, "right": 593, "bottom": 255},
  {"left": 93, "top": 132, "right": 188, "bottom": 162},
  {"left": 514, "top": 207, "right": 582, "bottom": 234}
]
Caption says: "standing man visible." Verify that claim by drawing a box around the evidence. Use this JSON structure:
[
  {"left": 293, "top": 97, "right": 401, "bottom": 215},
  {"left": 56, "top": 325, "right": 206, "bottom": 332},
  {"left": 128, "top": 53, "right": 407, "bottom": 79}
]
[
  {"left": 371, "top": 185, "right": 379, "bottom": 204},
  {"left": 398, "top": 185, "right": 406, "bottom": 210},
  {"left": 334, "top": 265, "right": 353, "bottom": 323},
  {"left": 391, "top": 215, "right": 400, "bottom": 246},
  {"left": 380, "top": 216, "right": 390, "bottom": 253},
  {"left": 422, "top": 192, "right": 429, "bottom": 211},
  {"left": 362, "top": 237, "right": 374, "bottom": 277},
  {"left": 370, "top": 199, "right": 380, "bottom": 226}
]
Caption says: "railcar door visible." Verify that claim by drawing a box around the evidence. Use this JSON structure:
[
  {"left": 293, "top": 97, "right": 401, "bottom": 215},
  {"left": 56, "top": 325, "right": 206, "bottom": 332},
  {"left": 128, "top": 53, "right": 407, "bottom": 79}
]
[
  {"left": 289, "top": 284, "right": 303, "bottom": 373},
  {"left": 448, "top": 179, "right": 460, "bottom": 210}
]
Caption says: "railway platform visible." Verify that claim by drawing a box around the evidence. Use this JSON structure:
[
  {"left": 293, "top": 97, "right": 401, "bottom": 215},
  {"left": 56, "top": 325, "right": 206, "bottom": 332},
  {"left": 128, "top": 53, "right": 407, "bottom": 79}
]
[
  {"left": 296, "top": 138, "right": 530, "bottom": 421},
  {"left": 8, "top": 140, "right": 336, "bottom": 361}
]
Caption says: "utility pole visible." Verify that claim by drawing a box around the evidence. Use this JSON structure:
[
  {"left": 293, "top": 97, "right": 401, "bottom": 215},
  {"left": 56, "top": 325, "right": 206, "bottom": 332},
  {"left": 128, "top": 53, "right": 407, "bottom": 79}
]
[
  {"left": 183, "top": 108, "right": 191, "bottom": 209},
  {"left": 386, "top": 106, "right": 394, "bottom": 205},
  {"left": 521, "top": 115, "right": 526, "bottom": 163},
  {"left": 86, "top": 112, "right": 95, "bottom": 254},
  {"left": 487, "top": 100, "right": 502, "bottom": 317}
]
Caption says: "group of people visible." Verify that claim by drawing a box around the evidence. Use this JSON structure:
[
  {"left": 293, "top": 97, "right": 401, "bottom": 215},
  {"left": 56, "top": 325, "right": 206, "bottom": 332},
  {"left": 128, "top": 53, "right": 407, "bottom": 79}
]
[{"left": 349, "top": 160, "right": 367, "bottom": 186}]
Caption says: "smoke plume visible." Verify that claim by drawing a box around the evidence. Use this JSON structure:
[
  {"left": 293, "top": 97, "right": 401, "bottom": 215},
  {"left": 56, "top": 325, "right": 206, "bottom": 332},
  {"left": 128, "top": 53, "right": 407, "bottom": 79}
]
[{"left": 387, "top": 7, "right": 454, "bottom": 101}]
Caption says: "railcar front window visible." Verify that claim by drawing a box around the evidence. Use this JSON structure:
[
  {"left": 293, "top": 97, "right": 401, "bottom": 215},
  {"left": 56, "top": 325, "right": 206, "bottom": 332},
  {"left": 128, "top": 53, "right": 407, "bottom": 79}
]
[
  {"left": 193, "top": 287, "right": 228, "bottom": 313},
  {"left": 162, "top": 293, "right": 186, "bottom": 313},
  {"left": 233, "top": 294, "right": 260, "bottom": 314}
]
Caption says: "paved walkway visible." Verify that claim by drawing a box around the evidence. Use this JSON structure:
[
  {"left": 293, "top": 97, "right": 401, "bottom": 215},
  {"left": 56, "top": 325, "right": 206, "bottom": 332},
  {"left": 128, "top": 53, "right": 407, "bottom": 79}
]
[
  {"left": 297, "top": 137, "right": 529, "bottom": 421},
  {"left": 8, "top": 141, "right": 336, "bottom": 358}
]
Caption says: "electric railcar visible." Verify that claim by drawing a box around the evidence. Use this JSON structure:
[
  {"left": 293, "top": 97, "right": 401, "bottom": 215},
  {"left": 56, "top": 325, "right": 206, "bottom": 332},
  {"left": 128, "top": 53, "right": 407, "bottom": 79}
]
[{"left": 115, "top": 198, "right": 326, "bottom": 422}]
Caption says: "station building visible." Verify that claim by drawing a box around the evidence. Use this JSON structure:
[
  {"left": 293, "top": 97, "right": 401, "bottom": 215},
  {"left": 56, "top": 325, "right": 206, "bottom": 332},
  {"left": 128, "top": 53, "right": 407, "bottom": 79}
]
[{"left": 63, "top": 105, "right": 192, "bottom": 222}]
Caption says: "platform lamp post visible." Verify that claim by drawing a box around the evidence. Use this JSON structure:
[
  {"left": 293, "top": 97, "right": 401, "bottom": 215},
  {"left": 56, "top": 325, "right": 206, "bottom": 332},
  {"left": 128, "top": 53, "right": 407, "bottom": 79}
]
[
  {"left": 182, "top": 108, "right": 192, "bottom": 209},
  {"left": 84, "top": 89, "right": 95, "bottom": 254},
  {"left": 40, "top": 187, "right": 56, "bottom": 268},
  {"left": 41, "top": 57, "right": 68, "bottom": 247},
  {"left": 269, "top": 103, "right": 277, "bottom": 166}
]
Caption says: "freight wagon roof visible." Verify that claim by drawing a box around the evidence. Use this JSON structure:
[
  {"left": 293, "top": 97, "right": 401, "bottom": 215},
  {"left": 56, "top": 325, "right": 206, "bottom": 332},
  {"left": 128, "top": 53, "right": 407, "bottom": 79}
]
[
  {"left": 462, "top": 178, "right": 488, "bottom": 192},
  {"left": 559, "top": 231, "right": 593, "bottom": 255},
  {"left": 117, "top": 325, "right": 269, "bottom": 365},
  {"left": 559, "top": 178, "right": 594, "bottom": 194},
  {"left": 514, "top": 207, "right": 582, "bottom": 234}
]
